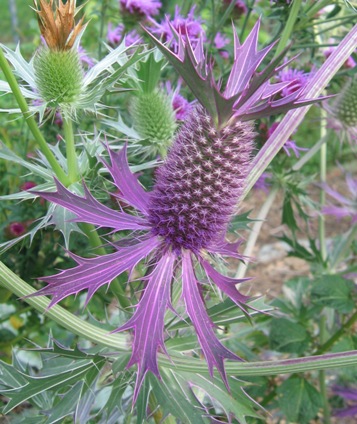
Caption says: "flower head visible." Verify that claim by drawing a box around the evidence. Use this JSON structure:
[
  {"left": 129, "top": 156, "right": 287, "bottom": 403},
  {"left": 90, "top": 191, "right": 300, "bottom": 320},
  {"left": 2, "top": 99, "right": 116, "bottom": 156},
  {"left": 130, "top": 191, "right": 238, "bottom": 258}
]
[
  {"left": 120, "top": 0, "right": 162, "bottom": 17},
  {"left": 107, "top": 23, "right": 142, "bottom": 47},
  {"left": 149, "top": 6, "right": 206, "bottom": 54},
  {"left": 277, "top": 67, "right": 311, "bottom": 97},
  {"left": 325, "top": 76, "right": 357, "bottom": 145},
  {"left": 30, "top": 20, "right": 323, "bottom": 403}
]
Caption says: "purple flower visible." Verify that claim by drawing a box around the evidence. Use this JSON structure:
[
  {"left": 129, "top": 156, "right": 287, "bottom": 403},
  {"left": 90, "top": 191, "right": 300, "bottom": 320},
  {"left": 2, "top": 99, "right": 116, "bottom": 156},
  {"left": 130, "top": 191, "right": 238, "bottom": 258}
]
[
  {"left": 254, "top": 172, "right": 272, "bottom": 193},
  {"left": 277, "top": 68, "right": 311, "bottom": 97},
  {"left": 214, "top": 32, "right": 230, "bottom": 59},
  {"left": 324, "top": 44, "right": 356, "bottom": 69},
  {"left": 149, "top": 6, "right": 206, "bottom": 53},
  {"left": 119, "top": 0, "right": 161, "bottom": 17},
  {"left": 268, "top": 122, "right": 308, "bottom": 158},
  {"left": 332, "top": 386, "right": 357, "bottom": 418},
  {"left": 78, "top": 45, "right": 95, "bottom": 68},
  {"left": 322, "top": 174, "right": 357, "bottom": 223},
  {"left": 107, "top": 23, "right": 142, "bottom": 47},
  {"left": 31, "top": 20, "right": 322, "bottom": 402},
  {"left": 165, "top": 81, "right": 194, "bottom": 121}
]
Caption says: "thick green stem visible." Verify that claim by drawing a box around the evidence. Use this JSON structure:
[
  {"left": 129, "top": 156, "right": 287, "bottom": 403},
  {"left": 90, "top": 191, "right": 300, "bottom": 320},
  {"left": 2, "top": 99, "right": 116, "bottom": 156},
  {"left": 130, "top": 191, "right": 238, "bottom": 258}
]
[
  {"left": 63, "top": 118, "right": 79, "bottom": 184},
  {"left": 275, "top": 0, "right": 302, "bottom": 55},
  {"left": 1, "top": 262, "right": 357, "bottom": 376},
  {"left": 0, "top": 48, "right": 69, "bottom": 186}
]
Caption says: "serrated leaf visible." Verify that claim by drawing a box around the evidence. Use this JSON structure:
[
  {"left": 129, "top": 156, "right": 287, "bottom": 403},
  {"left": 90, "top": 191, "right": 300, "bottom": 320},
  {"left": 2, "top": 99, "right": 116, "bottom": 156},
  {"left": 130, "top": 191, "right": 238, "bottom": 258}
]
[
  {"left": 178, "top": 372, "right": 261, "bottom": 423},
  {"left": 229, "top": 210, "right": 257, "bottom": 232},
  {"left": 136, "top": 377, "right": 151, "bottom": 424},
  {"left": 2, "top": 359, "right": 100, "bottom": 413},
  {"left": 49, "top": 203, "right": 84, "bottom": 247},
  {"left": 0, "top": 360, "right": 28, "bottom": 390},
  {"left": 269, "top": 318, "right": 310, "bottom": 354},
  {"left": 311, "top": 275, "right": 355, "bottom": 313},
  {"left": 282, "top": 193, "right": 299, "bottom": 231},
  {"left": 149, "top": 369, "right": 208, "bottom": 424},
  {"left": 277, "top": 375, "right": 322, "bottom": 424}
]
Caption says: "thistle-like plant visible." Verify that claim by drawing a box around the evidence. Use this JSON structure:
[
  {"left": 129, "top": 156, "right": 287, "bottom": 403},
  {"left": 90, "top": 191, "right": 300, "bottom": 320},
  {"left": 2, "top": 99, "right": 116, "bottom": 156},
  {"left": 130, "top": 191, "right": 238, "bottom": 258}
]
[
  {"left": 0, "top": 0, "right": 143, "bottom": 121},
  {"left": 30, "top": 20, "right": 324, "bottom": 401}
]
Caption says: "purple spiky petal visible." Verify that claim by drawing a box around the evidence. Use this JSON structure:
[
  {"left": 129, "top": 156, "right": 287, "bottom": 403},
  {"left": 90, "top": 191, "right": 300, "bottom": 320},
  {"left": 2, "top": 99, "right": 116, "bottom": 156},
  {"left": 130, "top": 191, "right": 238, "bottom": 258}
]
[
  {"left": 31, "top": 179, "right": 149, "bottom": 232},
  {"left": 101, "top": 144, "right": 150, "bottom": 215},
  {"left": 200, "top": 258, "right": 250, "bottom": 312},
  {"left": 113, "top": 253, "right": 176, "bottom": 402},
  {"left": 31, "top": 237, "right": 159, "bottom": 307},
  {"left": 182, "top": 252, "right": 242, "bottom": 388}
]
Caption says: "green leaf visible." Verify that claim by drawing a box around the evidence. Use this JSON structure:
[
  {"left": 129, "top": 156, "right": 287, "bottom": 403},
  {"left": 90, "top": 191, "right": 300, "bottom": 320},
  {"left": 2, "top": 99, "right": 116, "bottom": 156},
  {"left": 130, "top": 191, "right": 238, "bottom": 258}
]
[
  {"left": 277, "top": 375, "right": 322, "bottom": 423},
  {"left": 269, "top": 318, "right": 310, "bottom": 354},
  {"left": 149, "top": 369, "right": 208, "bottom": 424},
  {"left": 2, "top": 358, "right": 102, "bottom": 413},
  {"left": 229, "top": 210, "right": 257, "bottom": 232},
  {"left": 282, "top": 193, "right": 298, "bottom": 231},
  {"left": 311, "top": 275, "right": 355, "bottom": 313},
  {"left": 0, "top": 360, "right": 28, "bottom": 391},
  {"left": 177, "top": 372, "right": 261, "bottom": 423}
]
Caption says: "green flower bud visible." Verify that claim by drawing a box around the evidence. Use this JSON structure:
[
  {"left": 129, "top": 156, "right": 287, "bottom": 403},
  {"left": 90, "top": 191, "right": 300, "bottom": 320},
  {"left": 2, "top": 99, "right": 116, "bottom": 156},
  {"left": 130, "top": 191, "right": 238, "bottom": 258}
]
[
  {"left": 335, "top": 77, "right": 357, "bottom": 127},
  {"left": 131, "top": 90, "right": 176, "bottom": 157},
  {"left": 34, "top": 48, "right": 83, "bottom": 114}
]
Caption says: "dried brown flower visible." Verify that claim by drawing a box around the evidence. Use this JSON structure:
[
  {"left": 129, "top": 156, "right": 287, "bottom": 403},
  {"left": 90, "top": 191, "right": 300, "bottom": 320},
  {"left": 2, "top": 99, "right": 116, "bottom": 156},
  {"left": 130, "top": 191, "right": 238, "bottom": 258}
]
[{"left": 33, "top": 0, "right": 86, "bottom": 50}]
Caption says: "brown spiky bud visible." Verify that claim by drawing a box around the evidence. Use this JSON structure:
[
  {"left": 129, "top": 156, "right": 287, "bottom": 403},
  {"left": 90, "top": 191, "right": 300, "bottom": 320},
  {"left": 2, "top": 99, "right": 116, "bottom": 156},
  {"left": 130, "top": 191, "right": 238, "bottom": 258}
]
[{"left": 33, "top": 0, "right": 86, "bottom": 51}]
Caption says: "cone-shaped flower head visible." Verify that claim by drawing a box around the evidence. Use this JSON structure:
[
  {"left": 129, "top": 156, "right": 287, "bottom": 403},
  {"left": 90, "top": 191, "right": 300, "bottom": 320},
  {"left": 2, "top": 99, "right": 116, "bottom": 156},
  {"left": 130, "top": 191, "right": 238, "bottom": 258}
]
[
  {"left": 30, "top": 21, "right": 322, "bottom": 403},
  {"left": 326, "top": 76, "right": 357, "bottom": 144}
]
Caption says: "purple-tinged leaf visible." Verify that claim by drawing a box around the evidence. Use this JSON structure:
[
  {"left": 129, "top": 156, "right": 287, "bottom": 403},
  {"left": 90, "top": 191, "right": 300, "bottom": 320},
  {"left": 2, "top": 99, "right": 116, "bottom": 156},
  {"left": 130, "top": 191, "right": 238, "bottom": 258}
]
[
  {"left": 30, "top": 237, "right": 159, "bottom": 307},
  {"left": 31, "top": 179, "right": 149, "bottom": 232},
  {"left": 181, "top": 252, "right": 242, "bottom": 388},
  {"left": 206, "top": 238, "right": 245, "bottom": 260},
  {"left": 200, "top": 258, "right": 251, "bottom": 314},
  {"left": 113, "top": 253, "right": 176, "bottom": 403},
  {"left": 101, "top": 144, "right": 150, "bottom": 215}
]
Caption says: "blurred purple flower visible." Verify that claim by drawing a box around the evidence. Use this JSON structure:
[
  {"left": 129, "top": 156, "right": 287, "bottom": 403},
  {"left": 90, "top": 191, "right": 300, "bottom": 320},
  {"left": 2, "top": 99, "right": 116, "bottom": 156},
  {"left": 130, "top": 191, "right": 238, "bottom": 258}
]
[
  {"left": 214, "top": 32, "right": 230, "bottom": 59},
  {"left": 165, "top": 81, "right": 194, "bottom": 121},
  {"left": 149, "top": 6, "right": 206, "bottom": 53},
  {"left": 254, "top": 172, "right": 272, "bottom": 193},
  {"left": 322, "top": 174, "right": 357, "bottom": 223},
  {"left": 332, "top": 386, "right": 357, "bottom": 418},
  {"left": 268, "top": 122, "right": 308, "bottom": 158},
  {"left": 5, "top": 222, "right": 27, "bottom": 239},
  {"left": 107, "top": 23, "right": 142, "bottom": 47},
  {"left": 78, "top": 45, "right": 95, "bottom": 68},
  {"left": 277, "top": 68, "right": 311, "bottom": 97},
  {"left": 324, "top": 44, "right": 356, "bottom": 69},
  {"left": 120, "top": 0, "right": 161, "bottom": 17},
  {"left": 31, "top": 20, "right": 322, "bottom": 403}
]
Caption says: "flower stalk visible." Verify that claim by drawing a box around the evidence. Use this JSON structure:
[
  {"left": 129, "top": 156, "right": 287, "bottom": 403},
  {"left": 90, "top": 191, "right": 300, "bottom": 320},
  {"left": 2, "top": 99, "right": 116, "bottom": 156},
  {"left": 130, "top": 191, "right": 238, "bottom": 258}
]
[
  {"left": 63, "top": 117, "right": 79, "bottom": 184},
  {"left": 0, "top": 48, "right": 70, "bottom": 185},
  {"left": 275, "top": 0, "right": 302, "bottom": 56}
]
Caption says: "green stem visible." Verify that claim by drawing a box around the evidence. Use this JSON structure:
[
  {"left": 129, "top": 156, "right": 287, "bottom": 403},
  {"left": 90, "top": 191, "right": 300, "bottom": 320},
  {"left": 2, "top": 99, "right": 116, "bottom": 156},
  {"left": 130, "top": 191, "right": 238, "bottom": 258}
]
[
  {"left": 234, "top": 187, "right": 279, "bottom": 279},
  {"left": 275, "top": 0, "right": 302, "bottom": 56},
  {"left": 1, "top": 262, "right": 357, "bottom": 376},
  {"left": 319, "top": 110, "right": 327, "bottom": 263},
  {"left": 63, "top": 118, "right": 79, "bottom": 184},
  {"left": 0, "top": 48, "right": 69, "bottom": 186},
  {"left": 316, "top": 310, "right": 357, "bottom": 356},
  {"left": 319, "top": 315, "right": 331, "bottom": 424}
]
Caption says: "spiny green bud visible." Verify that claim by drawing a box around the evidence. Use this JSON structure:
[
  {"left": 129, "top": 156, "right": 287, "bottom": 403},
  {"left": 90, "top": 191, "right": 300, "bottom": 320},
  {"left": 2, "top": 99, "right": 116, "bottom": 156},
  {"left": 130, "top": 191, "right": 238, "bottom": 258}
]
[
  {"left": 131, "top": 90, "right": 176, "bottom": 157},
  {"left": 335, "top": 77, "right": 357, "bottom": 127},
  {"left": 34, "top": 48, "right": 83, "bottom": 113}
]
